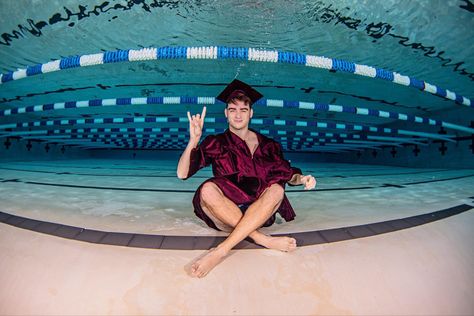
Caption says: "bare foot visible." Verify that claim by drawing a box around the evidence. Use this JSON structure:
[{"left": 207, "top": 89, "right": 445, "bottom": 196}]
[
  {"left": 254, "top": 235, "right": 297, "bottom": 252},
  {"left": 191, "top": 247, "right": 229, "bottom": 278}
]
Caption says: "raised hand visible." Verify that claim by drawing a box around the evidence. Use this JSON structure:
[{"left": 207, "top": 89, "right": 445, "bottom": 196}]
[{"left": 187, "top": 106, "right": 207, "bottom": 142}]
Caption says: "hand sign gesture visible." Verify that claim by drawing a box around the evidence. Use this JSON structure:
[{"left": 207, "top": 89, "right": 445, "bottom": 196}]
[{"left": 187, "top": 106, "right": 207, "bottom": 142}]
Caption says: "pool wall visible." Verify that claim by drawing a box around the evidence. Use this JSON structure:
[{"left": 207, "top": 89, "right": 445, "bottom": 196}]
[
  {"left": 328, "top": 106, "right": 474, "bottom": 169},
  {"left": 1, "top": 135, "right": 473, "bottom": 169},
  {"left": 0, "top": 138, "right": 91, "bottom": 162}
]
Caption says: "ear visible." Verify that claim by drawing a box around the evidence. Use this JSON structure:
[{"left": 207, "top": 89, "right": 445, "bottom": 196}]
[
  {"left": 224, "top": 108, "right": 228, "bottom": 118},
  {"left": 250, "top": 108, "right": 253, "bottom": 118}
]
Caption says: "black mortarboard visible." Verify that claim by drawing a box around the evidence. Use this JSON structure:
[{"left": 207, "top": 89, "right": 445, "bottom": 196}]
[{"left": 216, "top": 79, "right": 263, "bottom": 105}]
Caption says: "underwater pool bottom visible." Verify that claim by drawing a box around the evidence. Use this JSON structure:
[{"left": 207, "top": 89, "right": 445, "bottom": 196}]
[{"left": 0, "top": 203, "right": 472, "bottom": 250}]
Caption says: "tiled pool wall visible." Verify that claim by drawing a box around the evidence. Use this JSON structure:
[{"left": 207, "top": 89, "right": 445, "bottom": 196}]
[
  {"left": 1, "top": 107, "right": 473, "bottom": 168},
  {"left": 1, "top": 138, "right": 473, "bottom": 169}
]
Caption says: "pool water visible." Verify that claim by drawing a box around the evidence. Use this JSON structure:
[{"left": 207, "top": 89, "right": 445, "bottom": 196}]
[{"left": 0, "top": 2, "right": 473, "bottom": 314}]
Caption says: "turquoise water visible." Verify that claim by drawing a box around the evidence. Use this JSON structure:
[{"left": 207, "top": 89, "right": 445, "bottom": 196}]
[
  {"left": 1, "top": 4, "right": 474, "bottom": 314},
  {"left": 0, "top": 0, "right": 473, "bottom": 162}
]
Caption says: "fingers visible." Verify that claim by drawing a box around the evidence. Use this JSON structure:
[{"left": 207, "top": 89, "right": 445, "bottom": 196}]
[
  {"left": 302, "top": 175, "right": 316, "bottom": 190},
  {"left": 201, "top": 106, "right": 207, "bottom": 122},
  {"left": 199, "top": 106, "right": 207, "bottom": 129},
  {"left": 187, "top": 107, "right": 207, "bottom": 125},
  {"left": 187, "top": 108, "right": 207, "bottom": 139}
]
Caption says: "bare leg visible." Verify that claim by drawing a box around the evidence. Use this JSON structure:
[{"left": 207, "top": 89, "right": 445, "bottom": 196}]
[
  {"left": 200, "top": 182, "right": 296, "bottom": 252},
  {"left": 191, "top": 183, "right": 296, "bottom": 278}
]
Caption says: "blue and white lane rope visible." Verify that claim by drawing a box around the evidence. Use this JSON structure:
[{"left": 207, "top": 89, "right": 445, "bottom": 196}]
[
  {"left": 0, "top": 46, "right": 471, "bottom": 108},
  {"left": 2, "top": 96, "right": 472, "bottom": 134},
  {"left": 0, "top": 115, "right": 456, "bottom": 143}
]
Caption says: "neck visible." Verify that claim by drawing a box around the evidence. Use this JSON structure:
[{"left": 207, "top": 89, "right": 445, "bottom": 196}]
[{"left": 229, "top": 126, "right": 250, "bottom": 140}]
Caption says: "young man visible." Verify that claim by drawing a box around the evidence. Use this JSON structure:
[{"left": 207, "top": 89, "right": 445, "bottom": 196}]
[{"left": 177, "top": 79, "right": 316, "bottom": 278}]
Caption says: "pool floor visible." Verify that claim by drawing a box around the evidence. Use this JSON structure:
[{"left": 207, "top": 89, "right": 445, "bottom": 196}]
[
  {"left": 1, "top": 159, "right": 473, "bottom": 235},
  {"left": 0, "top": 159, "right": 473, "bottom": 315}
]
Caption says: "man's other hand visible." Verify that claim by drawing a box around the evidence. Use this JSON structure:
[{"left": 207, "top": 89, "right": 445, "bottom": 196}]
[{"left": 301, "top": 174, "right": 316, "bottom": 190}]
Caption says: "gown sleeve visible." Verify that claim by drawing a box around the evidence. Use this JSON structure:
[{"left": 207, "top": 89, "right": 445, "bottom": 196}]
[
  {"left": 185, "top": 135, "right": 221, "bottom": 179},
  {"left": 266, "top": 141, "right": 302, "bottom": 186}
]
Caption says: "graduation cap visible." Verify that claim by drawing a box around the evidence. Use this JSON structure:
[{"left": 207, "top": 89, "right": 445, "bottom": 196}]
[{"left": 216, "top": 79, "right": 263, "bottom": 105}]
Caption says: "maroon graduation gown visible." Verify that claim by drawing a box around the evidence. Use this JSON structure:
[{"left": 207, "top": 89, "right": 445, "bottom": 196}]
[{"left": 184, "top": 129, "right": 302, "bottom": 230}]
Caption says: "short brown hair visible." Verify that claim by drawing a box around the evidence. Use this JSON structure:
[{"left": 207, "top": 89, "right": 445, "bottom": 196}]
[{"left": 226, "top": 91, "right": 252, "bottom": 108}]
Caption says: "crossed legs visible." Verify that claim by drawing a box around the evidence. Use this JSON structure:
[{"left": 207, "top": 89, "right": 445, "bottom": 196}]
[{"left": 190, "top": 182, "right": 297, "bottom": 278}]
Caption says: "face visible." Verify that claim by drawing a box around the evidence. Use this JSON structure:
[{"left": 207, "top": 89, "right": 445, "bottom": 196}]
[{"left": 225, "top": 99, "right": 253, "bottom": 131}]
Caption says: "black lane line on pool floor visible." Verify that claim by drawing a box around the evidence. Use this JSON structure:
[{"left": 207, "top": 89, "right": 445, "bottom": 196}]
[
  {"left": 1, "top": 173, "right": 472, "bottom": 193},
  {"left": 403, "top": 174, "right": 474, "bottom": 185},
  {"left": 0, "top": 204, "right": 472, "bottom": 250},
  {"left": 0, "top": 166, "right": 453, "bottom": 179},
  {"left": 0, "top": 167, "right": 209, "bottom": 179},
  {"left": 6, "top": 163, "right": 447, "bottom": 175}
]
